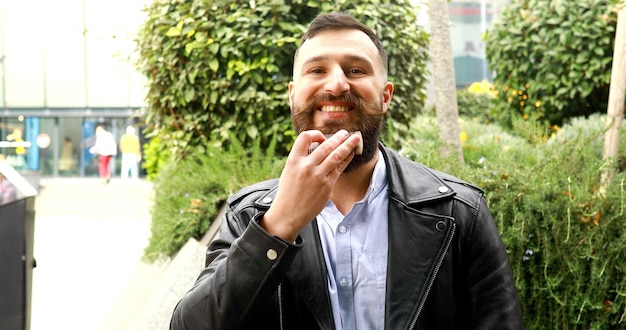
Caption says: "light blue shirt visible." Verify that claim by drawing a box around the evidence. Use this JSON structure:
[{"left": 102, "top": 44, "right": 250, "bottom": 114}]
[{"left": 317, "top": 151, "right": 389, "bottom": 329}]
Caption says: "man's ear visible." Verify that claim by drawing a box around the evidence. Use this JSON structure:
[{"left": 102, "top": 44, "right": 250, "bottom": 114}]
[{"left": 381, "top": 81, "right": 394, "bottom": 113}]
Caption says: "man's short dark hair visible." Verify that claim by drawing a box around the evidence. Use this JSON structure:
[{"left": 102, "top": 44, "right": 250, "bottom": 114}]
[{"left": 295, "top": 12, "right": 388, "bottom": 74}]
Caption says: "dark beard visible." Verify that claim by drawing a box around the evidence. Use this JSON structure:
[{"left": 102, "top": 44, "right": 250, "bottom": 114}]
[{"left": 291, "top": 93, "right": 384, "bottom": 173}]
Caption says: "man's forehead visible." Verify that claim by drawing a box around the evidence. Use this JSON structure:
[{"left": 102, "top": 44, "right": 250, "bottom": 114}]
[{"left": 296, "top": 29, "right": 379, "bottom": 62}]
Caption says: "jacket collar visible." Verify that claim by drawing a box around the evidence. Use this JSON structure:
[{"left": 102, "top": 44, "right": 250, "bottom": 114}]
[{"left": 379, "top": 145, "right": 456, "bottom": 205}]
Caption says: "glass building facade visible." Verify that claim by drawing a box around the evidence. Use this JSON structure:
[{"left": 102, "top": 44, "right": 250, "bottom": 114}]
[
  {"left": 448, "top": 0, "right": 510, "bottom": 88},
  {"left": 0, "top": 0, "right": 149, "bottom": 177},
  {"left": 0, "top": 115, "right": 144, "bottom": 177}
]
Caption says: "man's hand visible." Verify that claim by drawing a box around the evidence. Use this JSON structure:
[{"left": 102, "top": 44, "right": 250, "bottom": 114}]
[{"left": 260, "top": 129, "right": 362, "bottom": 242}]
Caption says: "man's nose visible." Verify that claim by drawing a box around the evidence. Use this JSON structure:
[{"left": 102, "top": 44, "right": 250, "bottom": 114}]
[{"left": 324, "top": 68, "right": 350, "bottom": 96}]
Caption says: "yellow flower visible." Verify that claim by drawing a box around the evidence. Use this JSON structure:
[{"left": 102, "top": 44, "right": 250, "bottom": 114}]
[
  {"left": 460, "top": 131, "right": 468, "bottom": 145},
  {"left": 467, "top": 79, "right": 497, "bottom": 97}
]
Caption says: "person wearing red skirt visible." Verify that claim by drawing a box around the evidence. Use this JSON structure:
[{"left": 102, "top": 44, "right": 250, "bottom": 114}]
[{"left": 89, "top": 125, "right": 117, "bottom": 184}]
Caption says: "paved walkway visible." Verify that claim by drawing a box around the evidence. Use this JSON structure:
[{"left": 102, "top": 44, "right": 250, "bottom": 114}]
[{"left": 30, "top": 178, "right": 153, "bottom": 330}]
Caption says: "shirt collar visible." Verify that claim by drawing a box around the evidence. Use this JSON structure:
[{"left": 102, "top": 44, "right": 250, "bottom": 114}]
[{"left": 363, "top": 150, "right": 388, "bottom": 204}]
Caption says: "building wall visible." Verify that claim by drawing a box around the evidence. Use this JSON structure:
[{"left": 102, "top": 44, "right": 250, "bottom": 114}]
[
  {"left": 0, "top": 0, "right": 149, "bottom": 110},
  {"left": 417, "top": 0, "right": 510, "bottom": 106},
  {"left": 0, "top": 0, "right": 150, "bottom": 177},
  {"left": 448, "top": 0, "right": 510, "bottom": 87}
]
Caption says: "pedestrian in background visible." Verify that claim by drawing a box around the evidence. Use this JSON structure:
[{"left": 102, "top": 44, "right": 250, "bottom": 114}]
[
  {"left": 6, "top": 128, "right": 26, "bottom": 170},
  {"left": 59, "top": 136, "right": 74, "bottom": 175},
  {"left": 89, "top": 125, "right": 117, "bottom": 184},
  {"left": 119, "top": 126, "right": 141, "bottom": 180}
]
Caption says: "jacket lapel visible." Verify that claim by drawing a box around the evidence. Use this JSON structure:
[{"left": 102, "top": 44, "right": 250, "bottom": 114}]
[
  {"left": 385, "top": 200, "right": 455, "bottom": 329},
  {"left": 381, "top": 148, "right": 457, "bottom": 329}
]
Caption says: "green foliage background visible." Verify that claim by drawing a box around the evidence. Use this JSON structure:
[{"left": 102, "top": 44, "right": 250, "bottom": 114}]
[
  {"left": 144, "top": 134, "right": 284, "bottom": 261},
  {"left": 485, "top": 0, "right": 619, "bottom": 126},
  {"left": 136, "top": 0, "right": 429, "bottom": 159},
  {"left": 401, "top": 111, "right": 626, "bottom": 329}
]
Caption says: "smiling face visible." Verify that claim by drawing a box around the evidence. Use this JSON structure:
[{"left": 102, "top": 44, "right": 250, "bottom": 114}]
[{"left": 289, "top": 28, "right": 394, "bottom": 171}]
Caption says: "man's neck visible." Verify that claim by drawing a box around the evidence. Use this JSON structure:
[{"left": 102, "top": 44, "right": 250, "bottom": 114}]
[{"left": 330, "top": 152, "right": 379, "bottom": 215}]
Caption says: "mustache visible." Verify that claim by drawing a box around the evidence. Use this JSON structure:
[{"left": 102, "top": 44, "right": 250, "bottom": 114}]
[
  {"left": 296, "top": 93, "right": 365, "bottom": 115},
  {"left": 289, "top": 91, "right": 384, "bottom": 173}
]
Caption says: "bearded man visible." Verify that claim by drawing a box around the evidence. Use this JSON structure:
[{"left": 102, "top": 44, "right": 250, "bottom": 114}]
[{"left": 170, "top": 12, "right": 523, "bottom": 330}]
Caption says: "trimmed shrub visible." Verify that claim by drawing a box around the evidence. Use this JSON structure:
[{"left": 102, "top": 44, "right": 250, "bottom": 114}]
[
  {"left": 144, "top": 135, "right": 284, "bottom": 261},
  {"left": 485, "top": 0, "right": 619, "bottom": 127},
  {"left": 141, "top": 135, "right": 172, "bottom": 181},
  {"left": 135, "top": 0, "right": 429, "bottom": 160},
  {"left": 401, "top": 114, "right": 626, "bottom": 329},
  {"left": 456, "top": 80, "right": 498, "bottom": 124}
]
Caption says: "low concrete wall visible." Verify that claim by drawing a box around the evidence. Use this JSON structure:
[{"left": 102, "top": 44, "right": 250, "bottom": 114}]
[{"left": 103, "top": 206, "right": 224, "bottom": 329}]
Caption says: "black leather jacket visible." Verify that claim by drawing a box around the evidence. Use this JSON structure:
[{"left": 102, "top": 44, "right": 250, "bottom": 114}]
[{"left": 170, "top": 146, "right": 524, "bottom": 329}]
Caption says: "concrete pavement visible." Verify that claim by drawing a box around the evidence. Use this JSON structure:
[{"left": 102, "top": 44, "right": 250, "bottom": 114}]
[
  {"left": 30, "top": 178, "right": 154, "bottom": 330},
  {"left": 29, "top": 177, "right": 218, "bottom": 330}
]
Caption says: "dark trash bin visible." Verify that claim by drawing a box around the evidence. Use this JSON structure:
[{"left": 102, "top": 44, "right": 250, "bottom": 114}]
[{"left": 0, "top": 160, "right": 37, "bottom": 330}]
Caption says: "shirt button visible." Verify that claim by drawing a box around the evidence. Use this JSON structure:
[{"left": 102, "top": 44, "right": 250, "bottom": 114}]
[
  {"left": 266, "top": 249, "right": 277, "bottom": 260},
  {"left": 438, "top": 186, "right": 449, "bottom": 193},
  {"left": 338, "top": 226, "right": 347, "bottom": 234},
  {"left": 262, "top": 197, "right": 272, "bottom": 203},
  {"left": 339, "top": 278, "right": 349, "bottom": 286}
]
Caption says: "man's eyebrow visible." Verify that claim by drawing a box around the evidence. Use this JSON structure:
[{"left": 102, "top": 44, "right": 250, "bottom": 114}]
[{"left": 301, "top": 54, "right": 374, "bottom": 67}]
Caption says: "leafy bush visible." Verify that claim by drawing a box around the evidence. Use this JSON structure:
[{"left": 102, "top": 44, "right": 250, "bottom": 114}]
[
  {"left": 401, "top": 114, "right": 626, "bottom": 329},
  {"left": 485, "top": 0, "right": 619, "bottom": 127},
  {"left": 141, "top": 135, "right": 172, "bottom": 181},
  {"left": 456, "top": 80, "right": 497, "bottom": 124},
  {"left": 144, "top": 135, "right": 284, "bottom": 261},
  {"left": 135, "top": 0, "right": 429, "bottom": 160}
]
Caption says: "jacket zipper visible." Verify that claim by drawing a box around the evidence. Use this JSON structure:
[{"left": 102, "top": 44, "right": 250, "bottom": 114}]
[
  {"left": 278, "top": 283, "right": 284, "bottom": 330},
  {"left": 407, "top": 224, "right": 456, "bottom": 330}
]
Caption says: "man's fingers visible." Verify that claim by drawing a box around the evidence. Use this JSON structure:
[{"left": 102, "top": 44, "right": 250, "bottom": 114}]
[
  {"left": 307, "top": 130, "right": 349, "bottom": 158},
  {"left": 325, "top": 131, "right": 360, "bottom": 163},
  {"left": 335, "top": 151, "right": 355, "bottom": 173},
  {"left": 292, "top": 130, "right": 327, "bottom": 157},
  {"left": 289, "top": 129, "right": 361, "bottom": 176}
]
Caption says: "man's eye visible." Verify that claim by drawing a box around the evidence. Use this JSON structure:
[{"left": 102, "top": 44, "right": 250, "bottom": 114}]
[
  {"left": 348, "top": 69, "right": 364, "bottom": 74},
  {"left": 310, "top": 68, "right": 324, "bottom": 74}
]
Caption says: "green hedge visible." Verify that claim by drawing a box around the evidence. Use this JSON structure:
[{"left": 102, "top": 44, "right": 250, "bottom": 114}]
[
  {"left": 136, "top": 0, "right": 429, "bottom": 159},
  {"left": 485, "top": 0, "right": 618, "bottom": 127},
  {"left": 402, "top": 114, "right": 626, "bottom": 329},
  {"left": 143, "top": 136, "right": 284, "bottom": 261}
]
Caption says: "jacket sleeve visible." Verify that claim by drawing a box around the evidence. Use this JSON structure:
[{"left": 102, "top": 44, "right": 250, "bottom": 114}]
[
  {"left": 169, "top": 204, "right": 303, "bottom": 329},
  {"left": 464, "top": 195, "right": 524, "bottom": 329}
]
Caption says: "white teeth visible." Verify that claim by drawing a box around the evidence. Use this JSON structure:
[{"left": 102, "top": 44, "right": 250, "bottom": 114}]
[{"left": 320, "top": 106, "right": 349, "bottom": 112}]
